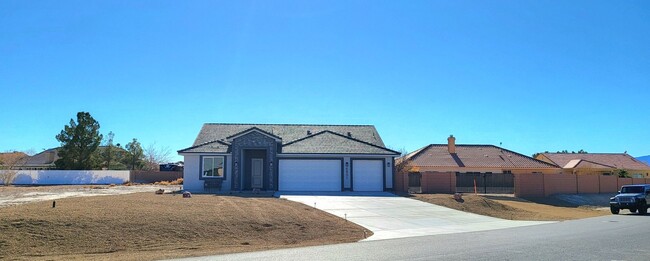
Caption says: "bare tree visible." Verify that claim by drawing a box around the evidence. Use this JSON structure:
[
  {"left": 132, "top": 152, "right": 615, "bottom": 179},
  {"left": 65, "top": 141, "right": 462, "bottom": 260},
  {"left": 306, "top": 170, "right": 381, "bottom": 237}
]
[
  {"left": 394, "top": 148, "right": 412, "bottom": 177},
  {"left": 143, "top": 142, "right": 172, "bottom": 171},
  {"left": 0, "top": 151, "right": 29, "bottom": 185}
]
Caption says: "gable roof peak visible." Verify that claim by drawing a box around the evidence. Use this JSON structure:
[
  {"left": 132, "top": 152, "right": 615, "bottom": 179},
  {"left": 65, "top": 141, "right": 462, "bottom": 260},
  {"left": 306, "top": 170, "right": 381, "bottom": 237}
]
[{"left": 225, "top": 126, "right": 282, "bottom": 141}]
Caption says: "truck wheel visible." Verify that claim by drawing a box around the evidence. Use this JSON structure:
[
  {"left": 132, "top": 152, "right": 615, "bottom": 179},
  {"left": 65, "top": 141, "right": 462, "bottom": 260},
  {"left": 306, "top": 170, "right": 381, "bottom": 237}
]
[
  {"left": 639, "top": 207, "right": 647, "bottom": 215},
  {"left": 611, "top": 207, "right": 620, "bottom": 214},
  {"left": 630, "top": 208, "right": 637, "bottom": 213}
]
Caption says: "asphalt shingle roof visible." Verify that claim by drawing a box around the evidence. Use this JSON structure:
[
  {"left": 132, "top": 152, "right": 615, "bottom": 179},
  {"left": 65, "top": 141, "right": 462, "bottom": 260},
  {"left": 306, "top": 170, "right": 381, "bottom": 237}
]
[
  {"left": 405, "top": 144, "right": 558, "bottom": 169},
  {"left": 282, "top": 131, "right": 398, "bottom": 154},
  {"left": 0, "top": 152, "right": 29, "bottom": 166},
  {"left": 179, "top": 123, "right": 396, "bottom": 155},
  {"left": 192, "top": 124, "right": 385, "bottom": 146},
  {"left": 23, "top": 148, "right": 59, "bottom": 166},
  {"left": 178, "top": 140, "right": 231, "bottom": 153},
  {"left": 540, "top": 153, "right": 650, "bottom": 170}
]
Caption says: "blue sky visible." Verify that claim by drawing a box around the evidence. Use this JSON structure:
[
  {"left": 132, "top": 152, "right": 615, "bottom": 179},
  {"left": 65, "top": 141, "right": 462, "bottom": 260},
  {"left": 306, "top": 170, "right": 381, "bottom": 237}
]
[{"left": 1, "top": 1, "right": 649, "bottom": 161}]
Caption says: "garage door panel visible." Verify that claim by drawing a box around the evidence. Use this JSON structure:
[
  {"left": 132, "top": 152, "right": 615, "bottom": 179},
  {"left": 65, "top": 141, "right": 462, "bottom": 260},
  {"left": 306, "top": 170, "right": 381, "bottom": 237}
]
[
  {"left": 353, "top": 160, "right": 384, "bottom": 192},
  {"left": 279, "top": 159, "right": 341, "bottom": 191}
]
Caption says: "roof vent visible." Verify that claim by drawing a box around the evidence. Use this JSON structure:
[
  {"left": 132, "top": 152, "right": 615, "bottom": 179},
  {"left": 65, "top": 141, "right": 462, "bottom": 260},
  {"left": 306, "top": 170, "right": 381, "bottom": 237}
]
[
  {"left": 347, "top": 132, "right": 352, "bottom": 137},
  {"left": 307, "top": 130, "right": 312, "bottom": 135}
]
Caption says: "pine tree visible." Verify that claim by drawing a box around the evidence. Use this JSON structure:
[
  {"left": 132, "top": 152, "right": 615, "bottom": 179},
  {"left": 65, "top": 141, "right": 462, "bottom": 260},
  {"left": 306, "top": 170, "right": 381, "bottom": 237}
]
[{"left": 55, "top": 112, "right": 103, "bottom": 170}]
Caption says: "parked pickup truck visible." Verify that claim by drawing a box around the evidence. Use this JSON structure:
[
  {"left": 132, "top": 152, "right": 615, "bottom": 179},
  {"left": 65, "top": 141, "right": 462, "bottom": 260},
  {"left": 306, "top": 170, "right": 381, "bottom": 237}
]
[{"left": 610, "top": 184, "right": 650, "bottom": 215}]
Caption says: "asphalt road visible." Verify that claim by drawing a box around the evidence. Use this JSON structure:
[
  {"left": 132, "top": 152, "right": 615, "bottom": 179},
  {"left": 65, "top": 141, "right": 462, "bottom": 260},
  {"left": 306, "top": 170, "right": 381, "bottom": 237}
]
[{"left": 171, "top": 214, "right": 650, "bottom": 261}]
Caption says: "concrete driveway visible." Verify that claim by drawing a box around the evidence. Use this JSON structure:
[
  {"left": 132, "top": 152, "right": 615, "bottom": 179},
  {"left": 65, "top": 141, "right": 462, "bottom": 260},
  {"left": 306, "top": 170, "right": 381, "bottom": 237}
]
[{"left": 276, "top": 192, "right": 553, "bottom": 241}]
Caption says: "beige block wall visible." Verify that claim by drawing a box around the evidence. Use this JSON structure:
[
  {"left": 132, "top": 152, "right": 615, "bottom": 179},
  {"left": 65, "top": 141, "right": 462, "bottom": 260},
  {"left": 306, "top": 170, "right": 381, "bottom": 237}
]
[
  {"left": 395, "top": 171, "right": 408, "bottom": 192},
  {"left": 415, "top": 166, "right": 561, "bottom": 174},
  {"left": 393, "top": 171, "right": 456, "bottom": 193},
  {"left": 515, "top": 174, "right": 650, "bottom": 197},
  {"left": 543, "top": 174, "right": 577, "bottom": 195},
  {"left": 421, "top": 172, "right": 455, "bottom": 193},
  {"left": 618, "top": 178, "right": 633, "bottom": 186},
  {"left": 514, "top": 174, "right": 545, "bottom": 197},
  {"left": 576, "top": 175, "right": 599, "bottom": 194},
  {"left": 599, "top": 175, "right": 618, "bottom": 193}
]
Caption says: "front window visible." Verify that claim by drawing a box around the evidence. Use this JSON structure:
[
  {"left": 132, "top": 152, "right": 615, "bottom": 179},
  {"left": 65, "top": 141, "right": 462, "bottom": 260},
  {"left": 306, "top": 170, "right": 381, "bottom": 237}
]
[
  {"left": 203, "top": 156, "right": 224, "bottom": 178},
  {"left": 621, "top": 186, "right": 643, "bottom": 193}
]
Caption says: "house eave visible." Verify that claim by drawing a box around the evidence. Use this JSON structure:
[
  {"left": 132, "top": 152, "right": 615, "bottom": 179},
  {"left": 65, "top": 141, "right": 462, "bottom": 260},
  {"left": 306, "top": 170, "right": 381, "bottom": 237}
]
[
  {"left": 278, "top": 153, "right": 398, "bottom": 157},
  {"left": 178, "top": 151, "right": 232, "bottom": 156}
]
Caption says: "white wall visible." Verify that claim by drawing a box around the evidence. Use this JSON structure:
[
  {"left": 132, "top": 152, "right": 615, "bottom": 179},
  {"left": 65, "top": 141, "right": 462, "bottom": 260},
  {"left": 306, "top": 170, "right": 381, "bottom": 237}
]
[
  {"left": 182, "top": 154, "right": 202, "bottom": 192},
  {"left": 2, "top": 170, "right": 130, "bottom": 185},
  {"left": 181, "top": 154, "right": 233, "bottom": 193},
  {"left": 222, "top": 156, "right": 232, "bottom": 191},
  {"left": 385, "top": 157, "right": 394, "bottom": 189}
]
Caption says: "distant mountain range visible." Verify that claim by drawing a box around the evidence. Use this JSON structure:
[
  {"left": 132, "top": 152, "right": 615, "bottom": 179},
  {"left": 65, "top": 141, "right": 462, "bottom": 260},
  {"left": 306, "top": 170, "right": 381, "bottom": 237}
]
[{"left": 638, "top": 155, "right": 650, "bottom": 165}]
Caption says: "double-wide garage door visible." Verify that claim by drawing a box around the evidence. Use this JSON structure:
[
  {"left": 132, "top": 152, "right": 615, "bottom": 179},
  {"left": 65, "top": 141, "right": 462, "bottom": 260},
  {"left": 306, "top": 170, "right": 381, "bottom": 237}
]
[
  {"left": 278, "top": 159, "right": 385, "bottom": 192},
  {"left": 279, "top": 159, "right": 341, "bottom": 191}
]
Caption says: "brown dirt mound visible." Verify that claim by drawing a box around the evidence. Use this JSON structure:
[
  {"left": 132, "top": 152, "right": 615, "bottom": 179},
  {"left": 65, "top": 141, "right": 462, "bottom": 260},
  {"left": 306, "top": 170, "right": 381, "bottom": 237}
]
[
  {"left": 0, "top": 192, "right": 367, "bottom": 260},
  {"left": 408, "top": 193, "right": 608, "bottom": 221}
]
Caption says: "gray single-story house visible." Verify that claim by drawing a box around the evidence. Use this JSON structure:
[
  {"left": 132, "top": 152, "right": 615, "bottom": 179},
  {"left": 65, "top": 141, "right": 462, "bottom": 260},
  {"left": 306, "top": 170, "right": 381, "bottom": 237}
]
[{"left": 178, "top": 123, "right": 399, "bottom": 192}]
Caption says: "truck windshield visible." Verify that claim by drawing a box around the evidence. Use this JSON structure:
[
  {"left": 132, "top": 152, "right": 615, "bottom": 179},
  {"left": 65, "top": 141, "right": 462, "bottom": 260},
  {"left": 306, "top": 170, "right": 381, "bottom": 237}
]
[{"left": 621, "top": 187, "right": 644, "bottom": 193}]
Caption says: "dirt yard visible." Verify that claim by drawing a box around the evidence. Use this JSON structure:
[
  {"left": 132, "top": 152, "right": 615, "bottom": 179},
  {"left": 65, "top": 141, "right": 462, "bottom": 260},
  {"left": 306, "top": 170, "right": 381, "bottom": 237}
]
[
  {"left": 408, "top": 193, "right": 610, "bottom": 221},
  {"left": 0, "top": 189, "right": 368, "bottom": 260}
]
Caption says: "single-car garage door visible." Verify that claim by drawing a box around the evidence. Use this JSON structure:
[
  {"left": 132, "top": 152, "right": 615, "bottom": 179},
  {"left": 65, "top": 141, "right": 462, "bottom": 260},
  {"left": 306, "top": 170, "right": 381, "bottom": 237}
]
[
  {"left": 352, "top": 160, "right": 384, "bottom": 191},
  {"left": 279, "top": 159, "right": 342, "bottom": 191}
]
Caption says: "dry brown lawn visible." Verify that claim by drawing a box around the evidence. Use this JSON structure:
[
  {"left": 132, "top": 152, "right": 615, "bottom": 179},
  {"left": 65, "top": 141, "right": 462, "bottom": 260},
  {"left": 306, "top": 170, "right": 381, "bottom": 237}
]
[
  {"left": 408, "top": 193, "right": 609, "bottom": 221},
  {"left": 0, "top": 192, "right": 368, "bottom": 260}
]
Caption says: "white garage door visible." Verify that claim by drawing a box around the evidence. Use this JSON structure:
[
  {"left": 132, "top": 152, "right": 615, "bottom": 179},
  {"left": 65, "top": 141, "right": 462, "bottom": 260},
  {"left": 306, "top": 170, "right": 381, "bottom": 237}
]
[
  {"left": 279, "top": 159, "right": 341, "bottom": 191},
  {"left": 352, "top": 160, "right": 384, "bottom": 192}
]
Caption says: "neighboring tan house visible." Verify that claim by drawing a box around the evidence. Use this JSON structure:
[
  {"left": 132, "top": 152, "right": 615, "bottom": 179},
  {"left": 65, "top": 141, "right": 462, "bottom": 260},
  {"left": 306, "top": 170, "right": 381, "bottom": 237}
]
[
  {"left": 535, "top": 153, "right": 650, "bottom": 177},
  {"left": 401, "top": 135, "right": 561, "bottom": 174},
  {"left": 0, "top": 149, "right": 58, "bottom": 170},
  {"left": 0, "top": 152, "right": 29, "bottom": 169},
  {"left": 2, "top": 146, "right": 128, "bottom": 171},
  {"left": 178, "top": 123, "right": 400, "bottom": 193}
]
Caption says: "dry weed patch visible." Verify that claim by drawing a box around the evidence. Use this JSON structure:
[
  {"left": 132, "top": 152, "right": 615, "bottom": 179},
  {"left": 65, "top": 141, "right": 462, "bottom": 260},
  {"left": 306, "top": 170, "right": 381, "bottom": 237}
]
[{"left": 154, "top": 178, "right": 183, "bottom": 186}]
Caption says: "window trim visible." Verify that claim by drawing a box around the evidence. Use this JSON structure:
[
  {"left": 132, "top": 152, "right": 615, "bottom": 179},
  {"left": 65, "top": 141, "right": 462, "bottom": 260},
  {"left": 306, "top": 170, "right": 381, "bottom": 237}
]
[{"left": 200, "top": 155, "right": 227, "bottom": 180}]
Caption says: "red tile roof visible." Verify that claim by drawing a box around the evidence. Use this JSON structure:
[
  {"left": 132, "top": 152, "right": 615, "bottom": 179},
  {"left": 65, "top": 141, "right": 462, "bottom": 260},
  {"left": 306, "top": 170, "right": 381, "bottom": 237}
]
[
  {"left": 404, "top": 144, "right": 558, "bottom": 169},
  {"left": 540, "top": 153, "right": 650, "bottom": 170}
]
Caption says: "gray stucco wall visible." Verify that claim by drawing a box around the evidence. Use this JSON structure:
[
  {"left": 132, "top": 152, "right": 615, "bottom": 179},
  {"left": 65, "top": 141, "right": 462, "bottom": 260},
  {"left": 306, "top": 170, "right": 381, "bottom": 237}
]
[{"left": 231, "top": 132, "right": 278, "bottom": 191}]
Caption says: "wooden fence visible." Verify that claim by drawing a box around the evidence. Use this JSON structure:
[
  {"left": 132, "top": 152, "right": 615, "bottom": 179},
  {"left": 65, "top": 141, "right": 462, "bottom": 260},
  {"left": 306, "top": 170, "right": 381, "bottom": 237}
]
[{"left": 129, "top": 171, "right": 183, "bottom": 184}]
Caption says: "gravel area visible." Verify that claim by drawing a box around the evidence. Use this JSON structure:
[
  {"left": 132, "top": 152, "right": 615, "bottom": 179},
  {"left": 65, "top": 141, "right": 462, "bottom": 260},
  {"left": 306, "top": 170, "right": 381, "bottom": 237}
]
[{"left": 0, "top": 185, "right": 182, "bottom": 207}]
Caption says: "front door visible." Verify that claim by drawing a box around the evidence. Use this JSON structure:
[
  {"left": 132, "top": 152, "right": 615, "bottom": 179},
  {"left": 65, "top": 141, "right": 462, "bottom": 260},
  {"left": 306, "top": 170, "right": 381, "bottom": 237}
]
[{"left": 251, "top": 158, "right": 263, "bottom": 189}]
